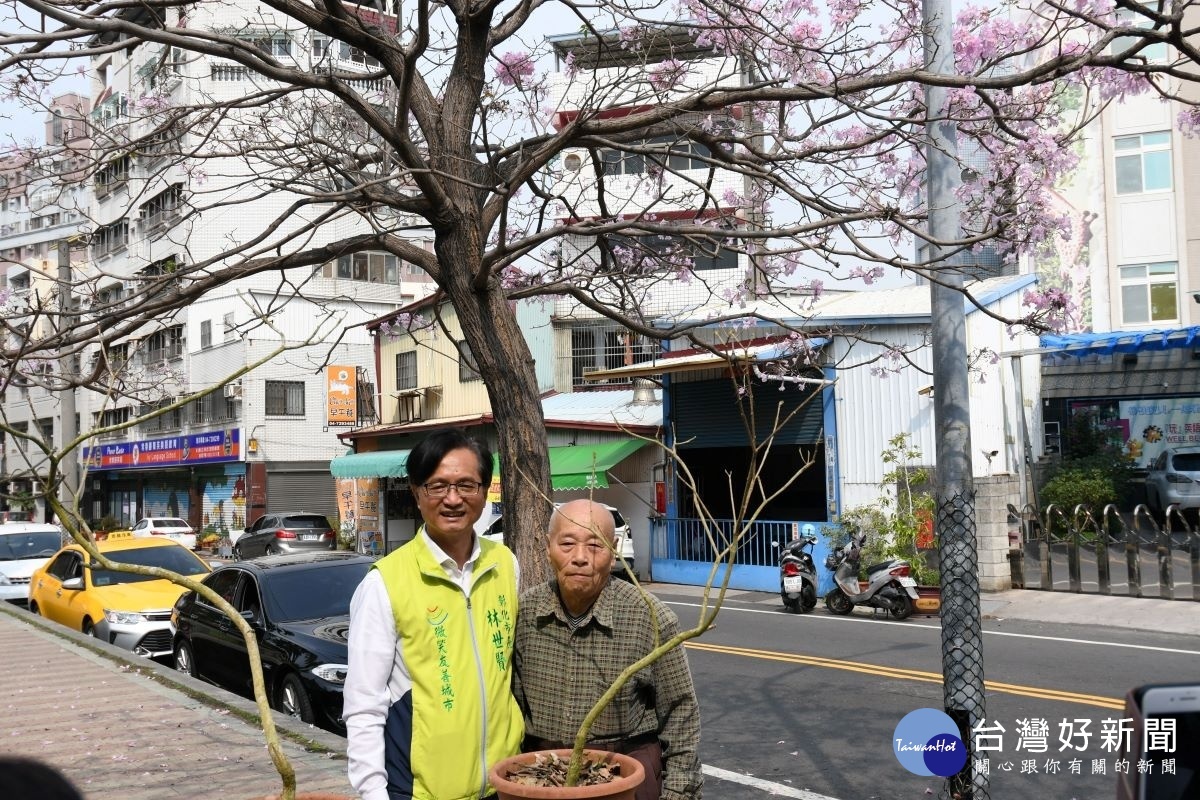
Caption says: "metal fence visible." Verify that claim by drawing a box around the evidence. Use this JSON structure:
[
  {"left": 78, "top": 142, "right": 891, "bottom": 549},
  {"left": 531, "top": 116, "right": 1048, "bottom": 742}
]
[
  {"left": 649, "top": 517, "right": 833, "bottom": 592},
  {"left": 1008, "top": 503, "right": 1200, "bottom": 601}
]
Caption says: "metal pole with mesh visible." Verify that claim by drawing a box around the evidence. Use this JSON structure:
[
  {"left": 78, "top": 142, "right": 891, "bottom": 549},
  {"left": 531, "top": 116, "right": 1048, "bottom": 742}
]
[{"left": 923, "top": 0, "right": 989, "bottom": 796}]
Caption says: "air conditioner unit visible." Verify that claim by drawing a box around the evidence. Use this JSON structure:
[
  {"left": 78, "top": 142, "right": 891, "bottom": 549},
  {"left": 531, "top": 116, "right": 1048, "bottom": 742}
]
[{"left": 223, "top": 382, "right": 243, "bottom": 399}]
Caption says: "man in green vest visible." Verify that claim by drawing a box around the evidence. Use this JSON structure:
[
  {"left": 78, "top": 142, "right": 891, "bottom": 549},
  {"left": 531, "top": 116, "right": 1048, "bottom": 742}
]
[{"left": 345, "top": 429, "right": 523, "bottom": 800}]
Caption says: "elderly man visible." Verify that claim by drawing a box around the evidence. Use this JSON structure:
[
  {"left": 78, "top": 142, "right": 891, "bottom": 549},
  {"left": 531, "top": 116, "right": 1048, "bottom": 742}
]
[
  {"left": 344, "top": 429, "right": 523, "bottom": 800},
  {"left": 513, "top": 499, "right": 702, "bottom": 800}
]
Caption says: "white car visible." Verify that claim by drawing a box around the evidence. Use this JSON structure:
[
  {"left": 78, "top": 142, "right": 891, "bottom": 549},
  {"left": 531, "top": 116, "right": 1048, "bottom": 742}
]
[
  {"left": 0, "top": 522, "right": 66, "bottom": 604},
  {"left": 483, "top": 503, "right": 637, "bottom": 579},
  {"left": 131, "top": 517, "right": 197, "bottom": 550},
  {"left": 1146, "top": 447, "right": 1200, "bottom": 516}
]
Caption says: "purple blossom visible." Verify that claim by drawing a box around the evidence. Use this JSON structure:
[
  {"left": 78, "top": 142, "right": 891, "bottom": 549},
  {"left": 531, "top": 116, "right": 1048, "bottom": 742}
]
[
  {"left": 1179, "top": 106, "right": 1200, "bottom": 137},
  {"left": 495, "top": 51, "right": 535, "bottom": 88},
  {"left": 648, "top": 59, "right": 689, "bottom": 92},
  {"left": 849, "top": 266, "right": 885, "bottom": 285}
]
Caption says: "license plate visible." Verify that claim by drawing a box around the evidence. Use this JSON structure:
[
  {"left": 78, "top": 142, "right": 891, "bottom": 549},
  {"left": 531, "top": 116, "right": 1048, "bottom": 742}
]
[
  {"left": 783, "top": 576, "right": 805, "bottom": 592},
  {"left": 301, "top": 534, "right": 321, "bottom": 541},
  {"left": 898, "top": 577, "right": 917, "bottom": 587}
]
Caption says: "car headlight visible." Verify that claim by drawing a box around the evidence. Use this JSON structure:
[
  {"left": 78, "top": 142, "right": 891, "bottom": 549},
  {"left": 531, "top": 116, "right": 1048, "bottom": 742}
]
[
  {"left": 104, "top": 609, "right": 146, "bottom": 625},
  {"left": 312, "top": 664, "right": 349, "bottom": 684}
]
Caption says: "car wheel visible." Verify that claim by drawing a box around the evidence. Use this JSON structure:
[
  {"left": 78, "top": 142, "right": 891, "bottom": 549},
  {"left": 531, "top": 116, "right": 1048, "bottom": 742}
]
[
  {"left": 82, "top": 618, "right": 98, "bottom": 638},
  {"left": 28, "top": 601, "right": 39, "bottom": 616},
  {"left": 232, "top": 544, "right": 243, "bottom": 562},
  {"left": 174, "top": 640, "right": 196, "bottom": 676},
  {"left": 276, "top": 672, "right": 315, "bottom": 724}
]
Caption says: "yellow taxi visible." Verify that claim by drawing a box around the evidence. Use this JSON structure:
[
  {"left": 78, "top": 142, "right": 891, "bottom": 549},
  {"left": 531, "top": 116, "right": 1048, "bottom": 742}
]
[{"left": 28, "top": 534, "right": 211, "bottom": 658}]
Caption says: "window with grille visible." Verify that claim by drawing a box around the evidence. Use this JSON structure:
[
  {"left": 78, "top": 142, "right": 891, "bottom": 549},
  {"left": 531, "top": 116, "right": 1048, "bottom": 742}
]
[
  {"left": 91, "top": 220, "right": 129, "bottom": 258},
  {"left": 94, "top": 155, "right": 131, "bottom": 194},
  {"left": 598, "top": 134, "right": 718, "bottom": 176},
  {"left": 200, "top": 320, "right": 212, "bottom": 349},
  {"left": 139, "top": 183, "right": 184, "bottom": 231},
  {"left": 457, "top": 341, "right": 481, "bottom": 382},
  {"left": 569, "top": 324, "right": 654, "bottom": 386},
  {"left": 265, "top": 380, "right": 305, "bottom": 416},
  {"left": 324, "top": 252, "right": 401, "bottom": 283},
  {"left": 357, "top": 380, "right": 376, "bottom": 421},
  {"left": 598, "top": 229, "right": 738, "bottom": 273},
  {"left": 189, "top": 392, "right": 235, "bottom": 424},
  {"left": 143, "top": 325, "right": 184, "bottom": 362},
  {"left": 396, "top": 351, "right": 418, "bottom": 390}
]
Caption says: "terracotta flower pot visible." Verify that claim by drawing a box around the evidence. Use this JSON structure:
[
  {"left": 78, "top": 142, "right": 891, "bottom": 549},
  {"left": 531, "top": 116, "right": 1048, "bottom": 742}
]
[{"left": 489, "top": 749, "right": 646, "bottom": 800}]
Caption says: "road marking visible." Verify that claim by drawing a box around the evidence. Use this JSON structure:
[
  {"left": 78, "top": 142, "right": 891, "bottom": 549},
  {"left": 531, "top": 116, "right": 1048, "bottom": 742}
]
[
  {"left": 702, "top": 764, "right": 840, "bottom": 799},
  {"left": 684, "top": 640, "right": 1126, "bottom": 710},
  {"left": 664, "top": 599, "right": 1200, "bottom": 656}
]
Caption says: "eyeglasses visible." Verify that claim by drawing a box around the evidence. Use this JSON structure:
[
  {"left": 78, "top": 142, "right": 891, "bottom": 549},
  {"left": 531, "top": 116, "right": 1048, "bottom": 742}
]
[{"left": 420, "top": 480, "right": 484, "bottom": 498}]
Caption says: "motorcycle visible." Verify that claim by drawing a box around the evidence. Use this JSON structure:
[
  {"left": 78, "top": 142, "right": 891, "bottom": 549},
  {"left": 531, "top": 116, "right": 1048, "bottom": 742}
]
[
  {"left": 776, "top": 525, "right": 819, "bottom": 614},
  {"left": 823, "top": 532, "right": 918, "bottom": 620}
]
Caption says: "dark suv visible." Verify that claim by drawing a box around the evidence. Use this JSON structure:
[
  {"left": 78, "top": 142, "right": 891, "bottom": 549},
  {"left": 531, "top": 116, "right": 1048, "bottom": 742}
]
[{"left": 235, "top": 513, "right": 336, "bottom": 559}]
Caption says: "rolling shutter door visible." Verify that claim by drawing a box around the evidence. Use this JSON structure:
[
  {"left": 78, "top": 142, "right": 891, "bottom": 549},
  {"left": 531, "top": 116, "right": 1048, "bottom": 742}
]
[
  {"left": 266, "top": 463, "right": 339, "bottom": 523},
  {"left": 671, "top": 378, "right": 824, "bottom": 448}
]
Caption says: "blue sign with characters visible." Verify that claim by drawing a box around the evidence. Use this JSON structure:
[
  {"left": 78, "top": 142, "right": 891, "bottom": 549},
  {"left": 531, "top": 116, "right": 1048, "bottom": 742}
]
[{"left": 82, "top": 429, "right": 241, "bottom": 471}]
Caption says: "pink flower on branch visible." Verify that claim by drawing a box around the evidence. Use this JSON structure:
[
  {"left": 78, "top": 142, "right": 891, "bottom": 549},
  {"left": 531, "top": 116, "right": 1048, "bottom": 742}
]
[
  {"left": 495, "top": 51, "right": 535, "bottom": 88},
  {"left": 648, "top": 59, "right": 689, "bottom": 92}
]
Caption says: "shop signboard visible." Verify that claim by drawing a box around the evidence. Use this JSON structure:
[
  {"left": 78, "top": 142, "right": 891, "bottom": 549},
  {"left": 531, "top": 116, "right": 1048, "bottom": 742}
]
[
  {"left": 1069, "top": 397, "right": 1200, "bottom": 469},
  {"left": 327, "top": 365, "right": 358, "bottom": 427},
  {"left": 335, "top": 476, "right": 382, "bottom": 554},
  {"left": 82, "top": 429, "right": 241, "bottom": 471}
]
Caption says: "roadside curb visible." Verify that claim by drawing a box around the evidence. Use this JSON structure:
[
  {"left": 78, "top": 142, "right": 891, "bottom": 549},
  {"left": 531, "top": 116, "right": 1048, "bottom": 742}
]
[{"left": 0, "top": 600, "right": 350, "bottom": 756}]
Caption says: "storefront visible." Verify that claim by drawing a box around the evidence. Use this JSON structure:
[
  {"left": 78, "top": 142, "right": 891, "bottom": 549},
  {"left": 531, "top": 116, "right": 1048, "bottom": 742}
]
[{"left": 81, "top": 428, "right": 244, "bottom": 533}]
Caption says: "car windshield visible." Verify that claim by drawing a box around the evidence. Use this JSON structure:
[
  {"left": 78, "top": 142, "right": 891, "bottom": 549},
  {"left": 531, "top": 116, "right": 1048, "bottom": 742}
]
[
  {"left": 1171, "top": 454, "right": 1200, "bottom": 472},
  {"left": 0, "top": 531, "right": 62, "bottom": 562},
  {"left": 610, "top": 509, "right": 627, "bottom": 528},
  {"left": 152, "top": 518, "right": 189, "bottom": 528},
  {"left": 284, "top": 516, "right": 330, "bottom": 529},
  {"left": 90, "top": 545, "right": 209, "bottom": 586},
  {"left": 265, "top": 561, "right": 372, "bottom": 622}
]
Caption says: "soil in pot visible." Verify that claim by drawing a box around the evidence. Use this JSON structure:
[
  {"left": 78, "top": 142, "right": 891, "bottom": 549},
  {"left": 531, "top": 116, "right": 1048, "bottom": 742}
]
[{"left": 490, "top": 749, "right": 645, "bottom": 800}]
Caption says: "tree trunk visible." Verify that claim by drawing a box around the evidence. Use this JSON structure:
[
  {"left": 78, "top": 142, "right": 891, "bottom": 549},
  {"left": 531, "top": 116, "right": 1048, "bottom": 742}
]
[{"left": 435, "top": 229, "right": 553, "bottom": 586}]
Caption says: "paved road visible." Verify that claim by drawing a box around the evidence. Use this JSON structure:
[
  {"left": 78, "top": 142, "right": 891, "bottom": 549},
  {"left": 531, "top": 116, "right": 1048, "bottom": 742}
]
[{"left": 664, "top": 587, "right": 1200, "bottom": 800}]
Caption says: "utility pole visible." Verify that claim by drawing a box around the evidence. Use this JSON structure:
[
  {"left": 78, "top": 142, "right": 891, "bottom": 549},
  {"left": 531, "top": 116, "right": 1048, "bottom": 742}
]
[
  {"left": 57, "top": 239, "right": 78, "bottom": 526},
  {"left": 922, "top": 0, "right": 988, "bottom": 797}
]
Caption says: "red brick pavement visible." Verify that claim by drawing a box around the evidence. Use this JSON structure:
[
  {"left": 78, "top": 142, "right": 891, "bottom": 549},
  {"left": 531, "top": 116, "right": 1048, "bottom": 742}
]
[{"left": 0, "top": 604, "right": 357, "bottom": 799}]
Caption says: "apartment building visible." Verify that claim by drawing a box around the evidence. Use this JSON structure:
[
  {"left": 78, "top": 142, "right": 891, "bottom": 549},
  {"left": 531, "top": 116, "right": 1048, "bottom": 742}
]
[
  {"left": 0, "top": 94, "right": 92, "bottom": 521},
  {"left": 3, "top": 3, "right": 435, "bottom": 531}
]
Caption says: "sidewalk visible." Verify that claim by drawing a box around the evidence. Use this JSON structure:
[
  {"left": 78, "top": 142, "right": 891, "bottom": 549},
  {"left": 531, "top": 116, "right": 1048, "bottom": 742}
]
[{"left": 0, "top": 602, "right": 356, "bottom": 800}]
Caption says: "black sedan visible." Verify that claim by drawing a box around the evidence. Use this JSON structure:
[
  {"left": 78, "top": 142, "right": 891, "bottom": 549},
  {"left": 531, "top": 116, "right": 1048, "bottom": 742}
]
[{"left": 170, "top": 551, "right": 373, "bottom": 735}]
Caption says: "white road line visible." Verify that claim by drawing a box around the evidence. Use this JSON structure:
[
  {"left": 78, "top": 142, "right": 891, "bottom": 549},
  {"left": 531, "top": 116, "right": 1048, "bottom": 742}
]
[
  {"left": 663, "top": 600, "right": 1200, "bottom": 656},
  {"left": 702, "top": 764, "right": 840, "bottom": 799}
]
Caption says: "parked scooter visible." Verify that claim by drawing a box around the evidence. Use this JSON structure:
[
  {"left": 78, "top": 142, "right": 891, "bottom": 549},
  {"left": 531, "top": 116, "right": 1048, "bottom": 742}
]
[
  {"left": 776, "top": 524, "right": 819, "bottom": 613},
  {"left": 823, "top": 532, "right": 918, "bottom": 620}
]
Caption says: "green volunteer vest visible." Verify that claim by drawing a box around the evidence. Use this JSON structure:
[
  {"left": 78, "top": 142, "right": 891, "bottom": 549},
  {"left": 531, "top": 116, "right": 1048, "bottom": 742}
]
[{"left": 373, "top": 534, "right": 523, "bottom": 799}]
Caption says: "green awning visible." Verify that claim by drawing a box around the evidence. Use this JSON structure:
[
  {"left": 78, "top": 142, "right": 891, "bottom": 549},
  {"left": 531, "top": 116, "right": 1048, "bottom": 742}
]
[
  {"left": 330, "top": 450, "right": 412, "bottom": 479},
  {"left": 549, "top": 439, "right": 647, "bottom": 490}
]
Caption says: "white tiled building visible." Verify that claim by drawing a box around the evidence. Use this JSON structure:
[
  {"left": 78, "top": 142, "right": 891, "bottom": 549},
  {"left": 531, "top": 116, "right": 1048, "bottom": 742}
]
[
  {"left": 2, "top": 3, "right": 435, "bottom": 531},
  {"left": 0, "top": 94, "right": 93, "bottom": 521}
]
